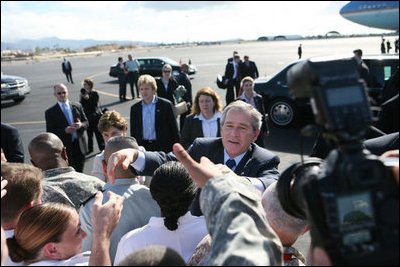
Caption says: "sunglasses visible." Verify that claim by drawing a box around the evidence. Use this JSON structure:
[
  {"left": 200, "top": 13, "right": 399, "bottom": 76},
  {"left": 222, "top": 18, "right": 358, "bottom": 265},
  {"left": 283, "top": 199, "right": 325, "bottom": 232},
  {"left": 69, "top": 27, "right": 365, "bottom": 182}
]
[
  {"left": 57, "top": 92, "right": 67, "bottom": 95},
  {"left": 163, "top": 70, "right": 171, "bottom": 73}
]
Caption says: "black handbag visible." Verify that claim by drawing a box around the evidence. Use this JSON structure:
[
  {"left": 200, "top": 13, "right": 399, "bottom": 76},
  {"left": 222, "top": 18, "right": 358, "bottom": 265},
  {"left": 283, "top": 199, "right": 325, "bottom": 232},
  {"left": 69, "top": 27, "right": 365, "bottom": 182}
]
[{"left": 216, "top": 74, "right": 228, "bottom": 89}]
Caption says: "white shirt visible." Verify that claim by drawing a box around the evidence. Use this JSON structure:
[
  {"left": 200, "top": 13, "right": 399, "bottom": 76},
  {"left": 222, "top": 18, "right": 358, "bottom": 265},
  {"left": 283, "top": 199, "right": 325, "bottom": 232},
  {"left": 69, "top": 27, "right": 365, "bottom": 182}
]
[
  {"left": 91, "top": 151, "right": 106, "bottom": 181},
  {"left": 114, "top": 212, "right": 208, "bottom": 265},
  {"left": 28, "top": 252, "right": 90, "bottom": 266},
  {"left": 194, "top": 112, "right": 221, "bottom": 138},
  {"left": 125, "top": 59, "right": 140, "bottom": 72}
]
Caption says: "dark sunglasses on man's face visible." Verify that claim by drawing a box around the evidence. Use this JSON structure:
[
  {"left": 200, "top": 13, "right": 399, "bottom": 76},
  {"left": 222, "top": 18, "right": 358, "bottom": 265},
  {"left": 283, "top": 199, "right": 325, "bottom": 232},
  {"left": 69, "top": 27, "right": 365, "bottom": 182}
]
[{"left": 57, "top": 92, "right": 67, "bottom": 95}]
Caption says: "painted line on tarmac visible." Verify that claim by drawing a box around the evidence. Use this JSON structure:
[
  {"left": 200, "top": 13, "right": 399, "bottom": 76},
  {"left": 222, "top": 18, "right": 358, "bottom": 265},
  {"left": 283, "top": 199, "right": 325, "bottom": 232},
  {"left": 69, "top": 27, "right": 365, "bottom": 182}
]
[
  {"left": 7, "top": 116, "right": 131, "bottom": 126},
  {"left": 87, "top": 71, "right": 108, "bottom": 79},
  {"left": 96, "top": 90, "right": 120, "bottom": 98},
  {"left": 7, "top": 121, "right": 46, "bottom": 125}
]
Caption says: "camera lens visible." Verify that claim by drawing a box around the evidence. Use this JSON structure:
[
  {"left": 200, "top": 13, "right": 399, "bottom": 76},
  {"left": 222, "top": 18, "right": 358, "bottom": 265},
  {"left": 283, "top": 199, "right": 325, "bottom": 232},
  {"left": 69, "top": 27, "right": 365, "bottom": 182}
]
[{"left": 277, "top": 160, "right": 322, "bottom": 220}]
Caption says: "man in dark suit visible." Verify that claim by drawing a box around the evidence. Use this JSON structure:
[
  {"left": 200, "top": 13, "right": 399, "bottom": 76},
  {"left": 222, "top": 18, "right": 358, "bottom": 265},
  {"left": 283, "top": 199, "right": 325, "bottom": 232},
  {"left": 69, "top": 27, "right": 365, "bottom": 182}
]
[
  {"left": 130, "top": 74, "right": 180, "bottom": 153},
  {"left": 61, "top": 57, "right": 73, "bottom": 84},
  {"left": 107, "top": 101, "right": 280, "bottom": 215},
  {"left": 353, "top": 49, "right": 371, "bottom": 87},
  {"left": 224, "top": 55, "right": 241, "bottom": 105},
  {"left": 1, "top": 122, "right": 25, "bottom": 163},
  {"left": 45, "top": 83, "right": 89, "bottom": 172},
  {"left": 240, "top": 55, "right": 259, "bottom": 79}
]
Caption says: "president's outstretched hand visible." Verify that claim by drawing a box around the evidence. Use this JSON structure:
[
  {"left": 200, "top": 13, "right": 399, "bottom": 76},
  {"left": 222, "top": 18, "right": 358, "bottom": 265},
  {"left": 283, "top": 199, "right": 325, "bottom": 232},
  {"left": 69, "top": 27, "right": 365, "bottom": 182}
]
[{"left": 172, "top": 143, "right": 237, "bottom": 188}]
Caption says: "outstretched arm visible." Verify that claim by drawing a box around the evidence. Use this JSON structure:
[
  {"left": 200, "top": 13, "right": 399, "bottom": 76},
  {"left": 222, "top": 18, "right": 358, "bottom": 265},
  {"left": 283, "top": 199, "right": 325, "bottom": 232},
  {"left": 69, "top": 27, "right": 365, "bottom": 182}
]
[
  {"left": 89, "top": 191, "right": 124, "bottom": 266},
  {"left": 173, "top": 143, "right": 283, "bottom": 265}
]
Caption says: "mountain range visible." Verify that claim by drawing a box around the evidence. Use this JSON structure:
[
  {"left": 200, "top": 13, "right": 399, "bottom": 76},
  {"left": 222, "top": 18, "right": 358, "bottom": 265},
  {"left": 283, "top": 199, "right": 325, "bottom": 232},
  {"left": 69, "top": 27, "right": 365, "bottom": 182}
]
[{"left": 1, "top": 37, "right": 158, "bottom": 51}]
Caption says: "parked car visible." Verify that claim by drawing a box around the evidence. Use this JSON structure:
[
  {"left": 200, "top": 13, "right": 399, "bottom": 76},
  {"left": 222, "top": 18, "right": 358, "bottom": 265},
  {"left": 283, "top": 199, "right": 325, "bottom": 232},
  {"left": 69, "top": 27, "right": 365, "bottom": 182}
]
[
  {"left": 109, "top": 57, "right": 197, "bottom": 78},
  {"left": 254, "top": 54, "right": 399, "bottom": 127},
  {"left": 1, "top": 72, "right": 31, "bottom": 103}
]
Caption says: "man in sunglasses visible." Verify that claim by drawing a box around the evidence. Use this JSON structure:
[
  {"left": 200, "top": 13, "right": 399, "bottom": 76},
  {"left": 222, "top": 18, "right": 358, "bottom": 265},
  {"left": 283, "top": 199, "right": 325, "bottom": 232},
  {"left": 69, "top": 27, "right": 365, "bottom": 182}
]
[{"left": 45, "top": 83, "right": 89, "bottom": 172}]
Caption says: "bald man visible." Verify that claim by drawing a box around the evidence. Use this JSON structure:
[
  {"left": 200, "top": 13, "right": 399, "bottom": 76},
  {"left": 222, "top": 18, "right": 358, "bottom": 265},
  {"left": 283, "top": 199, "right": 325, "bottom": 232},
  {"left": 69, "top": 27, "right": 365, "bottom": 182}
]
[
  {"left": 262, "top": 182, "right": 308, "bottom": 266},
  {"left": 45, "top": 83, "right": 89, "bottom": 172},
  {"left": 79, "top": 136, "right": 159, "bottom": 263},
  {"left": 28, "top": 132, "right": 104, "bottom": 208}
]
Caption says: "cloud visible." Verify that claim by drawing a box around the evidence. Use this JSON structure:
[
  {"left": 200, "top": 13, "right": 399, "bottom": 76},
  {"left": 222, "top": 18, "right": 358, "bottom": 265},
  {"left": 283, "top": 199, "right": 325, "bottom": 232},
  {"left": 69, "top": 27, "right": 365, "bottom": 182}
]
[
  {"left": 1, "top": 1, "right": 393, "bottom": 44},
  {"left": 140, "top": 1, "right": 237, "bottom": 11}
]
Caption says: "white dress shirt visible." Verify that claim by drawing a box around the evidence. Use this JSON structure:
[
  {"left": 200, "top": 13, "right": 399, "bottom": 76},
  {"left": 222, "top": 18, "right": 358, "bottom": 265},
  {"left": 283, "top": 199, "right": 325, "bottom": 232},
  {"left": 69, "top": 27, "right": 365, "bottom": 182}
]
[
  {"left": 194, "top": 111, "right": 222, "bottom": 138},
  {"left": 114, "top": 211, "right": 208, "bottom": 265}
]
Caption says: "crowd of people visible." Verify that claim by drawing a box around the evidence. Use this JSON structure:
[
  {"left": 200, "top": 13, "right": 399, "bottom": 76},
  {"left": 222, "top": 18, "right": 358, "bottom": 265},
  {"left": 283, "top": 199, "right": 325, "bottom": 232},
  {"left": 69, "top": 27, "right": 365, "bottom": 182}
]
[{"left": 1, "top": 49, "right": 399, "bottom": 266}]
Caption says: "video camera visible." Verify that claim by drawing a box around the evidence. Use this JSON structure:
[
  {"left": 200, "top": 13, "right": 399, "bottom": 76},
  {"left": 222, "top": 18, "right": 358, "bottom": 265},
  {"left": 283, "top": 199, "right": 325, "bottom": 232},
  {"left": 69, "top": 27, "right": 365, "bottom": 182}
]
[{"left": 277, "top": 58, "right": 399, "bottom": 265}]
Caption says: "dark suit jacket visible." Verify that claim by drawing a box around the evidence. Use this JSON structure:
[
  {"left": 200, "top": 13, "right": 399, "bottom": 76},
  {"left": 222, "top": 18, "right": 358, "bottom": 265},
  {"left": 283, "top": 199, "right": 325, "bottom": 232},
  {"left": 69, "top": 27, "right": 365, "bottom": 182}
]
[
  {"left": 62, "top": 61, "right": 72, "bottom": 73},
  {"left": 141, "top": 137, "right": 280, "bottom": 215},
  {"left": 1, "top": 122, "right": 24, "bottom": 163},
  {"left": 156, "top": 78, "right": 178, "bottom": 104},
  {"left": 224, "top": 62, "right": 241, "bottom": 83},
  {"left": 45, "top": 101, "right": 89, "bottom": 155},
  {"left": 130, "top": 96, "right": 180, "bottom": 153},
  {"left": 180, "top": 114, "right": 221, "bottom": 149},
  {"left": 240, "top": 61, "right": 259, "bottom": 79},
  {"left": 142, "top": 137, "right": 280, "bottom": 189}
]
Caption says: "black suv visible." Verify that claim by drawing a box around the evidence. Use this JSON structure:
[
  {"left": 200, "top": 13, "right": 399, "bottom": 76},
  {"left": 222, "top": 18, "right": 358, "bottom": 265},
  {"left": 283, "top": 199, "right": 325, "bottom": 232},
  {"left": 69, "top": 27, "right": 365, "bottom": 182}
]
[
  {"left": 109, "top": 57, "right": 196, "bottom": 78},
  {"left": 254, "top": 54, "right": 399, "bottom": 127}
]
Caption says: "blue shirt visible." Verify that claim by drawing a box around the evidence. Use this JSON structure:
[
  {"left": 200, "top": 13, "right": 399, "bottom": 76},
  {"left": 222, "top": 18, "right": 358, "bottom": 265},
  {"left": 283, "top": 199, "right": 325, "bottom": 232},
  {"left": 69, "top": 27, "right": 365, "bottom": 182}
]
[{"left": 142, "top": 96, "right": 157, "bottom": 140}]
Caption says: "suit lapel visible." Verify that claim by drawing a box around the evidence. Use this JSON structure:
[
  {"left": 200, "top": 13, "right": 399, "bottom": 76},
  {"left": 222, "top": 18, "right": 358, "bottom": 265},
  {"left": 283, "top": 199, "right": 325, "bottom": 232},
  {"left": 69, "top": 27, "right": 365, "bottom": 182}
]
[
  {"left": 70, "top": 103, "right": 76, "bottom": 122},
  {"left": 235, "top": 144, "right": 254, "bottom": 175},
  {"left": 214, "top": 140, "right": 225, "bottom": 164},
  {"left": 56, "top": 104, "right": 69, "bottom": 125},
  {"left": 154, "top": 97, "right": 161, "bottom": 133},
  {"left": 137, "top": 101, "right": 143, "bottom": 139}
]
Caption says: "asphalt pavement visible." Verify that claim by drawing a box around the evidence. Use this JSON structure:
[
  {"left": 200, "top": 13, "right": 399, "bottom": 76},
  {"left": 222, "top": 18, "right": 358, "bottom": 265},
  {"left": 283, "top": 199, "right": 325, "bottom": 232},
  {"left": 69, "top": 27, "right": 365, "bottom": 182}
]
[{"left": 1, "top": 36, "right": 390, "bottom": 257}]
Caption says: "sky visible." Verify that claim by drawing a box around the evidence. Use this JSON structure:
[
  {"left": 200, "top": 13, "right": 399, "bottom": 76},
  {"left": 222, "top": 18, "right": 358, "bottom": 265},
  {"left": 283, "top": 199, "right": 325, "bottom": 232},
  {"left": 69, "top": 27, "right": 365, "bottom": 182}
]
[{"left": 1, "top": 1, "right": 394, "bottom": 44}]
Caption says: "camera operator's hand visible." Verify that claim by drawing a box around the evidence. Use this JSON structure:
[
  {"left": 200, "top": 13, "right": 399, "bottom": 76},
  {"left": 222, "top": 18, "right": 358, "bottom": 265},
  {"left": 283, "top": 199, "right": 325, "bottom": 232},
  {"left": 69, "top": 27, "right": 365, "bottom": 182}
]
[{"left": 381, "top": 149, "right": 399, "bottom": 184}]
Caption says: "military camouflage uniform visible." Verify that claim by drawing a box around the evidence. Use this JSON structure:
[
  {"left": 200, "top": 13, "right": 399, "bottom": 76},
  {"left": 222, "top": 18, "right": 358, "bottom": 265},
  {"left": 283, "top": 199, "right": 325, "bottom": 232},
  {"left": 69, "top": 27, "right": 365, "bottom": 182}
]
[
  {"left": 41, "top": 167, "right": 105, "bottom": 209},
  {"left": 199, "top": 175, "right": 283, "bottom": 266},
  {"left": 284, "top": 246, "right": 306, "bottom": 266}
]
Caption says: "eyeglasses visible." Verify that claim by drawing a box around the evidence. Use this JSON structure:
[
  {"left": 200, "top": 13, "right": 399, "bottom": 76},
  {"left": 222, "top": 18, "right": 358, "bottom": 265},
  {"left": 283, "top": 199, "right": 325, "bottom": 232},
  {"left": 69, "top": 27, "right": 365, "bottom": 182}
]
[{"left": 57, "top": 92, "right": 67, "bottom": 95}]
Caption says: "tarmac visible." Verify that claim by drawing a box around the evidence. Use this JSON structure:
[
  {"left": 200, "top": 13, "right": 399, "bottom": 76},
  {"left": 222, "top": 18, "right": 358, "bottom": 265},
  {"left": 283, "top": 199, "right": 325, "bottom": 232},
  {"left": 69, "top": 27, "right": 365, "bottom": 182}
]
[{"left": 1, "top": 35, "right": 396, "bottom": 258}]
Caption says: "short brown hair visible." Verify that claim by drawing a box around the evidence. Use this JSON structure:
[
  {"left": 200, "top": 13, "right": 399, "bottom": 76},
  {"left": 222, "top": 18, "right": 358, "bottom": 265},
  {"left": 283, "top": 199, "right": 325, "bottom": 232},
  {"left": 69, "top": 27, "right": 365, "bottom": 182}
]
[
  {"left": 97, "top": 110, "right": 128, "bottom": 133},
  {"left": 83, "top": 78, "right": 94, "bottom": 89},
  {"left": 1, "top": 163, "right": 43, "bottom": 223},
  {"left": 191, "top": 87, "right": 222, "bottom": 115}
]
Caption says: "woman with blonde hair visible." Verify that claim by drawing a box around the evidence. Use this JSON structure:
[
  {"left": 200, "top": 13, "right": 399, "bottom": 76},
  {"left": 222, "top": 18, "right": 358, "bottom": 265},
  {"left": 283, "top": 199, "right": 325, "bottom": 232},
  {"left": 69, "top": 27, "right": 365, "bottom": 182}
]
[
  {"left": 180, "top": 87, "right": 223, "bottom": 148},
  {"left": 156, "top": 64, "right": 178, "bottom": 104},
  {"left": 6, "top": 192, "right": 123, "bottom": 266},
  {"left": 237, "top": 76, "right": 269, "bottom": 147}
]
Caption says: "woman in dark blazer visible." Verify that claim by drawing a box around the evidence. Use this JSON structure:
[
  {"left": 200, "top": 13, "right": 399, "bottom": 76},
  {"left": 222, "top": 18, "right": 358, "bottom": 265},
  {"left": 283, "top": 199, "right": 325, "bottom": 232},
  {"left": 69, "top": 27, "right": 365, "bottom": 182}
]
[
  {"left": 237, "top": 76, "right": 269, "bottom": 147},
  {"left": 180, "top": 87, "right": 223, "bottom": 149},
  {"left": 156, "top": 64, "right": 178, "bottom": 104}
]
